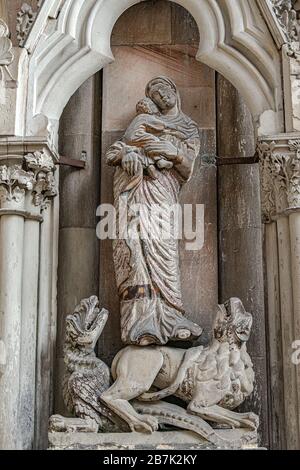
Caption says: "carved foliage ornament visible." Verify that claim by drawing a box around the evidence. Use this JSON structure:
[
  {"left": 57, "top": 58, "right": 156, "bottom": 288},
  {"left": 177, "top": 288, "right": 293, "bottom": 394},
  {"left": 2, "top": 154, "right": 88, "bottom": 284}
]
[
  {"left": 0, "top": 151, "right": 57, "bottom": 206},
  {"left": 16, "top": 3, "right": 36, "bottom": 46},
  {"left": 258, "top": 139, "right": 300, "bottom": 222},
  {"left": 0, "top": 165, "right": 34, "bottom": 204},
  {"left": 17, "top": 1, "right": 44, "bottom": 46},
  {"left": 270, "top": 0, "right": 300, "bottom": 53},
  {"left": 25, "top": 151, "right": 57, "bottom": 206}
]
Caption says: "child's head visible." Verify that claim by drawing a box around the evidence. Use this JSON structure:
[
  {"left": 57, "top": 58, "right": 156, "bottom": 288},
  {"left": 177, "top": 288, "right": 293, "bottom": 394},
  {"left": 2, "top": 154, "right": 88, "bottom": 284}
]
[{"left": 136, "top": 98, "right": 160, "bottom": 116}]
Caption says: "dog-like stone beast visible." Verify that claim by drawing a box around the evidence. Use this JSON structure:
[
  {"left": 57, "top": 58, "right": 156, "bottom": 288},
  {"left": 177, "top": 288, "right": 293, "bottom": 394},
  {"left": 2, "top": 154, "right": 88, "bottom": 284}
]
[{"left": 50, "top": 296, "right": 258, "bottom": 448}]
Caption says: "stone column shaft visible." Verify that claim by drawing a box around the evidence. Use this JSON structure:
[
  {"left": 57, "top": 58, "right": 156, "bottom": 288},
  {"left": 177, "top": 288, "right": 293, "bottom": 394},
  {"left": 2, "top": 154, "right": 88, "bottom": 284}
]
[
  {"left": 56, "top": 74, "right": 101, "bottom": 415},
  {"left": 259, "top": 134, "right": 300, "bottom": 449},
  {"left": 0, "top": 148, "right": 58, "bottom": 449},
  {"left": 217, "top": 74, "right": 268, "bottom": 446},
  {"left": 264, "top": 221, "right": 285, "bottom": 448},
  {"left": 35, "top": 202, "right": 54, "bottom": 449},
  {"left": 19, "top": 198, "right": 41, "bottom": 449},
  {"left": 276, "top": 216, "right": 299, "bottom": 449},
  {"left": 0, "top": 211, "right": 24, "bottom": 449},
  {"left": 289, "top": 211, "right": 300, "bottom": 436}
]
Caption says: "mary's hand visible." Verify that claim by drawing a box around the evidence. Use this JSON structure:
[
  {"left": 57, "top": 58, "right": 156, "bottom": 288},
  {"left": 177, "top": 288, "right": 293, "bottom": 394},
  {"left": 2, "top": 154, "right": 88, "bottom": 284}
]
[
  {"left": 145, "top": 141, "right": 178, "bottom": 161},
  {"left": 121, "top": 152, "right": 142, "bottom": 176}
]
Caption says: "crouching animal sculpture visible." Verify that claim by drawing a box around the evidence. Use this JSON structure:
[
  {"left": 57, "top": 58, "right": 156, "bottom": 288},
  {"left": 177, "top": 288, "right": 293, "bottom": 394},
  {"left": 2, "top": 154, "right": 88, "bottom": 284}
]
[
  {"left": 50, "top": 296, "right": 127, "bottom": 433},
  {"left": 50, "top": 296, "right": 258, "bottom": 448}
]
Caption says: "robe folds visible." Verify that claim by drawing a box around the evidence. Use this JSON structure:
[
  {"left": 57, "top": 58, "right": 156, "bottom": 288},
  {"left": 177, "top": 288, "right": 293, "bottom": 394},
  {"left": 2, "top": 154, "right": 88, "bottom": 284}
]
[{"left": 106, "top": 108, "right": 202, "bottom": 345}]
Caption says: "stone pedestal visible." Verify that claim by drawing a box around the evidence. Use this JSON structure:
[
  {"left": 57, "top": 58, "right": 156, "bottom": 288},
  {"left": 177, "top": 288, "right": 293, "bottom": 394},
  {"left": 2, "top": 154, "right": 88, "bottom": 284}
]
[{"left": 48, "top": 429, "right": 258, "bottom": 451}]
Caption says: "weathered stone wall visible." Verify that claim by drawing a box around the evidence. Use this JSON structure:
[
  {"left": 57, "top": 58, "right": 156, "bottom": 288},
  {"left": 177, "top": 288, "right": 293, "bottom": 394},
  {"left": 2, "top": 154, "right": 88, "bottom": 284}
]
[
  {"left": 217, "top": 75, "right": 269, "bottom": 447},
  {"left": 55, "top": 74, "right": 102, "bottom": 415}
]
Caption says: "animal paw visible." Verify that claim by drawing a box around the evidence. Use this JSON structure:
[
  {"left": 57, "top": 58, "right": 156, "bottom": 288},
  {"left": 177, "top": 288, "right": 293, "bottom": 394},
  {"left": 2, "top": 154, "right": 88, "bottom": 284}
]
[
  {"left": 141, "top": 414, "right": 159, "bottom": 432},
  {"left": 245, "top": 412, "right": 259, "bottom": 430},
  {"left": 239, "top": 413, "right": 259, "bottom": 430},
  {"left": 49, "top": 415, "right": 67, "bottom": 432},
  {"left": 129, "top": 415, "right": 159, "bottom": 434}
]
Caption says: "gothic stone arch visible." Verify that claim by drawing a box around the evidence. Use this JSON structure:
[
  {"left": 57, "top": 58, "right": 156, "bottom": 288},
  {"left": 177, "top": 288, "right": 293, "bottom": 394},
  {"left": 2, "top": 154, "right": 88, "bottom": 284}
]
[{"left": 23, "top": 0, "right": 283, "bottom": 141}]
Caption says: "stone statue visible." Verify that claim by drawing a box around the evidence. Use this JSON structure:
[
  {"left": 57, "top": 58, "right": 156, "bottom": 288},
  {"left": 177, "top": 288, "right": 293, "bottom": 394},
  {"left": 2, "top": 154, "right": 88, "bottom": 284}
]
[
  {"left": 49, "top": 77, "right": 259, "bottom": 449},
  {"left": 50, "top": 296, "right": 258, "bottom": 448},
  {"left": 101, "top": 297, "right": 258, "bottom": 433},
  {"left": 106, "top": 76, "right": 202, "bottom": 346},
  {"left": 49, "top": 296, "right": 126, "bottom": 434}
]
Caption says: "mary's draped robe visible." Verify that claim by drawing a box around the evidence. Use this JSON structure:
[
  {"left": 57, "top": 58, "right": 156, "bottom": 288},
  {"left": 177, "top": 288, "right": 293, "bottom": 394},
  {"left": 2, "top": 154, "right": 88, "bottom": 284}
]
[{"left": 106, "top": 102, "right": 202, "bottom": 346}]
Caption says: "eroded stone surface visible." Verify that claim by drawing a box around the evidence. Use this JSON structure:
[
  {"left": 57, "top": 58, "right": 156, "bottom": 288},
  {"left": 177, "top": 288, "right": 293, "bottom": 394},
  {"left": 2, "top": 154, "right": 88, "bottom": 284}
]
[{"left": 48, "top": 429, "right": 258, "bottom": 451}]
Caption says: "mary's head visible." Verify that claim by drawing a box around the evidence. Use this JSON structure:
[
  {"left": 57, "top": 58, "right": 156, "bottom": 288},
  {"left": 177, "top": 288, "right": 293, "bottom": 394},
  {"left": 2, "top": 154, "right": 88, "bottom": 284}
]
[{"left": 145, "top": 76, "right": 180, "bottom": 115}]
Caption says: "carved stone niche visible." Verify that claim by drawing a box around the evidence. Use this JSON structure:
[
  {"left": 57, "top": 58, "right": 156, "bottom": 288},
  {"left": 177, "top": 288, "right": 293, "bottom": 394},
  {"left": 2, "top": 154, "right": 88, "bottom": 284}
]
[{"left": 50, "top": 73, "right": 260, "bottom": 450}]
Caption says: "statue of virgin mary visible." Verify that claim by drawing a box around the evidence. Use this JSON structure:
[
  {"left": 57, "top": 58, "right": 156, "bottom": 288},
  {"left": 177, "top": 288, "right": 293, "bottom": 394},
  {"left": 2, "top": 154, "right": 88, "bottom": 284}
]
[{"left": 106, "top": 76, "right": 203, "bottom": 346}]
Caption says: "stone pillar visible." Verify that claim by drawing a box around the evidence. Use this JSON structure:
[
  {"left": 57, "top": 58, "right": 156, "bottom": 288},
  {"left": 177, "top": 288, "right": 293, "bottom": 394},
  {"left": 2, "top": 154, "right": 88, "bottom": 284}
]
[
  {"left": 0, "top": 185, "right": 25, "bottom": 450},
  {"left": 0, "top": 144, "right": 57, "bottom": 449},
  {"left": 35, "top": 193, "right": 59, "bottom": 449},
  {"left": 217, "top": 75, "right": 269, "bottom": 447},
  {"left": 19, "top": 190, "right": 42, "bottom": 449},
  {"left": 259, "top": 135, "right": 300, "bottom": 449},
  {"left": 55, "top": 74, "right": 101, "bottom": 415}
]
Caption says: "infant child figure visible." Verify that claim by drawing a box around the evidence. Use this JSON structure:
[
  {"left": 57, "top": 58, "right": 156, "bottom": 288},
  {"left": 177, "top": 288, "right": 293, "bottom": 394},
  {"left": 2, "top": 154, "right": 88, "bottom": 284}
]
[
  {"left": 136, "top": 98, "right": 173, "bottom": 171},
  {"left": 122, "top": 98, "right": 174, "bottom": 177}
]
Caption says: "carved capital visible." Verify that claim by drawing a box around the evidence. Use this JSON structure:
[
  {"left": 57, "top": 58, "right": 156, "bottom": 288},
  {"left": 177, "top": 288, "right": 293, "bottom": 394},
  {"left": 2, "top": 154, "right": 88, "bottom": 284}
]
[
  {"left": 0, "top": 151, "right": 57, "bottom": 207},
  {"left": 258, "top": 135, "right": 300, "bottom": 222},
  {"left": 0, "top": 165, "right": 34, "bottom": 205}
]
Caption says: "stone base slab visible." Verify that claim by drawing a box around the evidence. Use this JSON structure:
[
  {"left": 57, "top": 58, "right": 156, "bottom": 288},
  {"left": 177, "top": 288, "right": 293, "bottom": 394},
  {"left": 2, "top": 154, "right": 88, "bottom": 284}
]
[{"left": 48, "top": 429, "right": 258, "bottom": 450}]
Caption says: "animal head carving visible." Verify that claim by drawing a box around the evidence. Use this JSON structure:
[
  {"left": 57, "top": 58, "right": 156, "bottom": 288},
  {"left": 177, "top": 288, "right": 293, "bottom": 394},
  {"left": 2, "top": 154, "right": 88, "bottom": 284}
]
[
  {"left": 65, "top": 296, "right": 108, "bottom": 350},
  {"left": 214, "top": 298, "right": 253, "bottom": 345}
]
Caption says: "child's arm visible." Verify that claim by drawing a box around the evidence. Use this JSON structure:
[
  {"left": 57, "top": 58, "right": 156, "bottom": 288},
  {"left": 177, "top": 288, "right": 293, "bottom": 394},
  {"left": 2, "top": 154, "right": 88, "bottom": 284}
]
[{"left": 124, "top": 116, "right": 163, "bottom": 150}]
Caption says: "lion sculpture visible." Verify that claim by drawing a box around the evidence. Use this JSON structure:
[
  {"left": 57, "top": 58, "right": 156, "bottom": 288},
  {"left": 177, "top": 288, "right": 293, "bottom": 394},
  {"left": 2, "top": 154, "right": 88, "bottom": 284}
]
[{"left": 50, "top": 296, "right": 258, "bottom": 448}]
